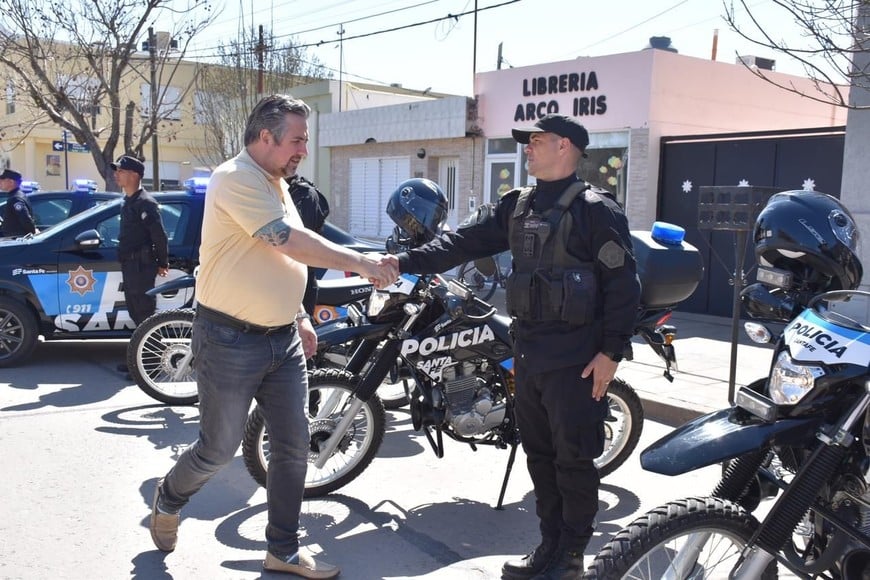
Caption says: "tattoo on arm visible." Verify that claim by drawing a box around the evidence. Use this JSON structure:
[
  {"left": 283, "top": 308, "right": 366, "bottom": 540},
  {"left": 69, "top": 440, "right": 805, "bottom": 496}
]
[{"left": 255, "top": 218, "right": 292, "bottom": 247}]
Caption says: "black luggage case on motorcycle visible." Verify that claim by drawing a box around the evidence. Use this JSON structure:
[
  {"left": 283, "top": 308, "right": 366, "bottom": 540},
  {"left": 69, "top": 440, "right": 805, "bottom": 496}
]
[{"left": 631, "top": 230, "right": 704, "bottom": 309}]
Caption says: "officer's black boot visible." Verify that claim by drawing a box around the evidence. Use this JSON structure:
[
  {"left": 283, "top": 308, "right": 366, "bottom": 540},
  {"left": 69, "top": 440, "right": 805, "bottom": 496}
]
[
  {"left": 530, "top": 540, "right": 585, "bottom": 580},
  {"left": 501, "top": 537, "right": 558, "bottom": 579}
]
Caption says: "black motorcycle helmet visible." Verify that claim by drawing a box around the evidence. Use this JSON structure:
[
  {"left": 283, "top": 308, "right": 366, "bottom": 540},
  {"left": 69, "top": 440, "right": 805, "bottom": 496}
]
[
  {"left": 385, "top": 178, "right": 448, "bottom": 247},
  {"left": 753, "top": 190, "right": 862, "bottom": 293},
  {"left": 385, "top": 225, "right": 412, "bottom": 254}
]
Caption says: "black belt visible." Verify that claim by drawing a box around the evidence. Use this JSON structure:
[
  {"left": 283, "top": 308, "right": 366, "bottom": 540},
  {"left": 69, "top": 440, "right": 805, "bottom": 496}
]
[{"left": 196, "top": 303, "right": 296, "bottom": 335}]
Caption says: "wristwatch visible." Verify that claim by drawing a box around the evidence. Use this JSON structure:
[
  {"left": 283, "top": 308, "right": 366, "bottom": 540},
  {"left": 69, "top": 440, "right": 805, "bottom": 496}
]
[
  {"left": 602, "top": 350, "right": 624, "bottom": 363},
  {"left": 295, "top": 312, "right": 312, "bottom": 323}
]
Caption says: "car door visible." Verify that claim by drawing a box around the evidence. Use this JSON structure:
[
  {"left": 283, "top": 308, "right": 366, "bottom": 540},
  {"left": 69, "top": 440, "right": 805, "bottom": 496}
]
[{"left": 48, "top": 199, "right": 195, "bottom": 336}]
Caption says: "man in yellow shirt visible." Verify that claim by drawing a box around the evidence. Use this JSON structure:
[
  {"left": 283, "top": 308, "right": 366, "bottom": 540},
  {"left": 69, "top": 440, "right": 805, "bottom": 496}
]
[{"left": 149, "top": 94, "right": 398, "bottom": 578}]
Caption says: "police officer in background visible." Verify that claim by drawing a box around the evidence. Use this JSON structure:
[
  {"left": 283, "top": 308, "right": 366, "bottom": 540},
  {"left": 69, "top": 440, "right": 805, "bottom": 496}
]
[
  {"left": 0, "top": 169, "right": 37, "bottom": 237},
  {"left": 383, "top": 114, "right": 641, "bottom": 579},
  {"left": 287, "top": 174, "right": 330, "bottom": 316},
  {"left": 113, "top": 154, "right": 169, "bottom": 326}
]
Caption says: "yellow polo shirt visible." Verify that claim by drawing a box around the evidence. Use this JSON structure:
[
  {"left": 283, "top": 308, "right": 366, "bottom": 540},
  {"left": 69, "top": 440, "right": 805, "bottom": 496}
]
[{"left": 196, "top": 149, "right": 306, "bottom": 326}]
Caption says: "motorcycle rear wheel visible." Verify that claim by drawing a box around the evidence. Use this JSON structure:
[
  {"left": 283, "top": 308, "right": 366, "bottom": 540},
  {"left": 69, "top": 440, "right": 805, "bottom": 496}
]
[
  {"left": 127, "top": 308, "right": 198, "bottom": 405},
  {"left": 596, "top": 378, "right": 644, "bottom": 478},
  {"left": 585, "top": 496, "right": 776, "bottom": 579},
  {"left": 242, "top": 368, "right": 386, "bottom": 497}
]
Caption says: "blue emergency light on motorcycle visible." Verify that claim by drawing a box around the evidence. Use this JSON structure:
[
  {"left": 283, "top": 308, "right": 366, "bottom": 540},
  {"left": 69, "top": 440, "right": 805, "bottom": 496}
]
[
  {"left": 650, "top": 221, "right": 685, "bottom": 246},
  {"left": 73, "top": 179, "right": 97, "bottom": 193},
  {"left": 20, "top": 181, "right": 40, "bottom": 193},
  {"left": 184, "top": 177, "right": 208, "bottom": 195}
]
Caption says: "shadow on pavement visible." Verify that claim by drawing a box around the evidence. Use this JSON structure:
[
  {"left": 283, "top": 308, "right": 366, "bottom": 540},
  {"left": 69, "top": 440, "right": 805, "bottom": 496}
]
[{"left": 2, "top": 340, "right": 129, "bottom": 406}]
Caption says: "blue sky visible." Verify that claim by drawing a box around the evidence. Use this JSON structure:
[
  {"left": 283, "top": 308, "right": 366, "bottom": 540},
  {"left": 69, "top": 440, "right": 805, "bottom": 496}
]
[{"left": 173, "top": 0, "right": 823, "bottom": 96}]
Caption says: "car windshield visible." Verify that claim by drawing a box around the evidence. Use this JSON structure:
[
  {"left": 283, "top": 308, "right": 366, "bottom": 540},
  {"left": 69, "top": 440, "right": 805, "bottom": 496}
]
[{"left": 29, "top": 197, "right": 124, "bottom": 239}]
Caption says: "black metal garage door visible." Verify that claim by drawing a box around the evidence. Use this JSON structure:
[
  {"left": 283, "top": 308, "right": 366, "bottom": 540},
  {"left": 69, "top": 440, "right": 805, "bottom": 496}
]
[{"left": 658, "top": 127, "right": 845, "bottom": 317}]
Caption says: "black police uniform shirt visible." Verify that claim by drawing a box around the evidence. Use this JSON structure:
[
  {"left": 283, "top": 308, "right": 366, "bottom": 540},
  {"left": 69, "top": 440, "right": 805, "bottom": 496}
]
[
  {"left": 118, "top": 188, "right": 169, "bottom": 267},
  {"left": 2, "top": 188, "right": 37, "bottom": 236},
  {"left": 397, "top": 175, "right": 641, "bottom": 371},
  {"left": 289, "top": 176, "right": 330, "bottom": 234},
  {"left": 289, "top": 175, "right": 331, "bottom": 314}
]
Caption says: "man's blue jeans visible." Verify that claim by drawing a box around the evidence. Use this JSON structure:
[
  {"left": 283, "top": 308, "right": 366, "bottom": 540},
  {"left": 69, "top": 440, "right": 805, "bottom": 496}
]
[{"left": 161, "top": 315, "right": 309, "bottom": 557}]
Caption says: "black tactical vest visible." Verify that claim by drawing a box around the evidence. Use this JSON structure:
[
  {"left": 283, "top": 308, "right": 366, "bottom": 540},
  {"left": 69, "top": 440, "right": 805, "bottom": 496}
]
[{"left": 504, "top": 181, "right": 599, "bottom": 324}]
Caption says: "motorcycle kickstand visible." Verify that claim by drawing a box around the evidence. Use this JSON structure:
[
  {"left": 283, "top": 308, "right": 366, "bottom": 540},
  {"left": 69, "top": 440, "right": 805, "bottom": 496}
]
[
  {"left": 422, "top": 425, "right": 444, "bottom": 458},
  {"left": 495, "top": 441, "right": 519, "bottom": 510}
]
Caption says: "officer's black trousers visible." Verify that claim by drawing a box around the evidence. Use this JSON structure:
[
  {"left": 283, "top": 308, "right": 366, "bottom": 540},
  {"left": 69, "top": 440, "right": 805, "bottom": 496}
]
[
  {"left": 121, "top": 259, "right": 158, "bottom": 326},
  {"left": 514, "top": 361, "right": 607, "bottom": 548}
]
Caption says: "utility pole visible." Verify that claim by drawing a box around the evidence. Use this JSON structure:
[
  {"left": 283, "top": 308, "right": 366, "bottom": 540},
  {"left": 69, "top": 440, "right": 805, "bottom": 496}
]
[
  {"left": 472, "top": 0, "right": 478, "bottom": 79},
  {"left": 148, "top": 27, "right": 160, "bottom": 190},
  {"left": 337, "top": 24, "right": 345, "bottom": 112},
  {"left": 256, "top": 24, "right": 266, "bottom": 96},
  {"left": 63, "top": 130, "right": 69, "bottom": 190}
]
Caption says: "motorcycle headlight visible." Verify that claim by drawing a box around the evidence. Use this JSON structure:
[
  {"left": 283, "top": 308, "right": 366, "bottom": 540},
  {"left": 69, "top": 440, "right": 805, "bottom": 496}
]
[
  {"left": 367, "top": 291, "right": 389, "bottom": 317},
  {"left": 768, "top": 351, "right": 824, "bottom": 405}
]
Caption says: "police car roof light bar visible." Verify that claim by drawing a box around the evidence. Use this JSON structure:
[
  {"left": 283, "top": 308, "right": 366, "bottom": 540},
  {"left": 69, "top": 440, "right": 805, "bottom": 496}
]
[
  {"left": 20, "top": 181, "right": 40, "bottom": 193},
  {"left": 184, "top": 177, "right": 209, "bottom": 195},
  {"left": 73, "top": 178, "right": 97, "bottom": 193}
]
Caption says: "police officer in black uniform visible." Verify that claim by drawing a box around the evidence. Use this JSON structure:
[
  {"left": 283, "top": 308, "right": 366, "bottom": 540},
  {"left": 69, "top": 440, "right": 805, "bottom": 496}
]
[
  {"left": 0, "top": 169, "right": 37, "bottom": 237},
  {"left": 113, "top": 155, "right": 169, "bottom": 326},
  {"left": 384, "top": 114, "right": 641, "bottom": 579},
  {"left": 287, "top": 174, "right": 330, "bottom": 316}
]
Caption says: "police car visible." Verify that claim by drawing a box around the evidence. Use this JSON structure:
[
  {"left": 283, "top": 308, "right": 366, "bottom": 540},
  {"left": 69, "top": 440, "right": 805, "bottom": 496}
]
[
  {"left": 0, "top": 180, "right": 383, "bottom": 367},
  {"left": 0, "top": 190, "right": 202, "bottom": 366},
  {"left": 0, "top": 180, "right": 122, "bottom": 234}
]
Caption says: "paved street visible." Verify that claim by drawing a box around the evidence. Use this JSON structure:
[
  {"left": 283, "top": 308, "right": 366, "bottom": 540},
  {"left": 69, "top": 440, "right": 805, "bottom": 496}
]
[{"left": 1, "top": 338, "right": 724, "bottom": 580}]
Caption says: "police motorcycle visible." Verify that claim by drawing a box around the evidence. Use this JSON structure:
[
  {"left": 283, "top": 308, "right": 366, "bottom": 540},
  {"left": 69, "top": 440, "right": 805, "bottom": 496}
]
[
  {"left": 585, "top": 190, "right": 869, "bottom": 580},
  {"left": 241, "top": 179, "right": 704, "bottom": 502}
]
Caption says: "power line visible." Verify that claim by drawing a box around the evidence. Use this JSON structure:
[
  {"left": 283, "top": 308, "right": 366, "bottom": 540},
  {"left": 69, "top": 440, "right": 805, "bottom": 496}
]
[
  {"left": 183, "top": 0, "right": 519, "bottom": 61},
  {"left": 183, "top": 0, "right": 443, "bottom": 58}
]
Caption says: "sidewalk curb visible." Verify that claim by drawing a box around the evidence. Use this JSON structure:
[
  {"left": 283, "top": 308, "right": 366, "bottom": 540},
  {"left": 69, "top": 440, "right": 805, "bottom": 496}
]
[{"left": 638, "top": 395, "right": 705, "bottom": 427}]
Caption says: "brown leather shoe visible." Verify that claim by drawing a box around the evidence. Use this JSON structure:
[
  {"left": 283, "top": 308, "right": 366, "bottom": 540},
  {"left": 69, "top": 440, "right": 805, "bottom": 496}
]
[
  {"left": 263, "top": 550, "right": 340, "bottom": 578},
  {"left": 149, "top": 478, "right": 179, "bottom": 552}
]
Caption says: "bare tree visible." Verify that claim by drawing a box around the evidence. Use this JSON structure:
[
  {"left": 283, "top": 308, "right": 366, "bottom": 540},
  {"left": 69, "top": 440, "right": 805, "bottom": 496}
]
[
  {"left": 190, "top": 26, "right": 328, "bottom": 166},
  {"left": 724, "top": 1, "right": 870, "bottom": 109},
  {"left": 0, "top": 0, "right": 219, "bottom": 189}
]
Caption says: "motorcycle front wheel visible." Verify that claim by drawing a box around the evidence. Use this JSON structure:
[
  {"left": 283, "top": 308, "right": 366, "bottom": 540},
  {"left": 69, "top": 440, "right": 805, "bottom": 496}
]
[
  {"left": 585, "top": 496, "right": 776, "bottom": 579},
  {"left": 242, "top": 368, "right": 386, "bottom": 497},
  {"left": 315, "top": 342, "right": 410, "bottom": 410},
  {"left": 595, "top": 378, "right": 644, "bottom": 478},
  {"left": 127, "top": 308, "right": 198, "bottom": 405}
]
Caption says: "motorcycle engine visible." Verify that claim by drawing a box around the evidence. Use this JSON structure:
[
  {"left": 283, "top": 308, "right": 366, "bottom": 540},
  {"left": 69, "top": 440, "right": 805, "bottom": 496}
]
[{"left": 438, "top": 360, "right": 506, "bottom": 437}]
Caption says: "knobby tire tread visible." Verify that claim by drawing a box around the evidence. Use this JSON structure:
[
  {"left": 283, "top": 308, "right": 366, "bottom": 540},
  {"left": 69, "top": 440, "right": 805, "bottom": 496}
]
[{"left": 585, "top": 496, "right": 776, "bottom": 579}]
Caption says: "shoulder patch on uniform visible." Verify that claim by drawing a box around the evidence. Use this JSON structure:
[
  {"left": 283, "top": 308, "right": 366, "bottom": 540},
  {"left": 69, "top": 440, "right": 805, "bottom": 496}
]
[
  {"left": 584, "top": 190, "right": 602, "bottom": 203},
  {"left": 141, "top": 211, "right": 148, "bottom": 220},
  {"left": 459, "top": 203, "right": 494, "bottom": 229},
  {"left": 588, "top": 185, "right": 619, "bottom": 205},
  {"left": 598, "top": 240, "right": 626, "bottom": 269}
]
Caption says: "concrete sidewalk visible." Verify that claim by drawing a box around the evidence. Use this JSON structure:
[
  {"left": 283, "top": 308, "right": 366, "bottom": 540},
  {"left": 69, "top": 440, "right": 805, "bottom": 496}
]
[{"left": 618, "top": 310, "right": 777, "bottom": 425}]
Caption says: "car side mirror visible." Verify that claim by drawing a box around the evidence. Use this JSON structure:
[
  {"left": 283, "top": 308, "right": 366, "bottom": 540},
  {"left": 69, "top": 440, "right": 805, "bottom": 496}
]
[{"left": 75, "top": 229, "right": 102, "bottom": 249}]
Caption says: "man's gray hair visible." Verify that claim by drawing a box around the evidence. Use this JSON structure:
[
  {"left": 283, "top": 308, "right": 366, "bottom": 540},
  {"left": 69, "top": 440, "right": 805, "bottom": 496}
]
[{"left": 244, "top": 94, "right": 311, "bottom": 146}]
